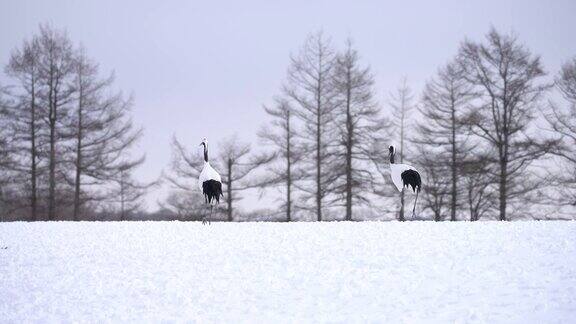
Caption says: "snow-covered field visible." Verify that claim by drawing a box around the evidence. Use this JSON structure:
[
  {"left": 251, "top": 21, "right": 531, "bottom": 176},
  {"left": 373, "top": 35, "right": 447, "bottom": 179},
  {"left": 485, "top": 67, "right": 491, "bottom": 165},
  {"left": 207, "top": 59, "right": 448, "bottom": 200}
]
[{"left": 1, "top": 222, "right": 575, "bottom": 322}]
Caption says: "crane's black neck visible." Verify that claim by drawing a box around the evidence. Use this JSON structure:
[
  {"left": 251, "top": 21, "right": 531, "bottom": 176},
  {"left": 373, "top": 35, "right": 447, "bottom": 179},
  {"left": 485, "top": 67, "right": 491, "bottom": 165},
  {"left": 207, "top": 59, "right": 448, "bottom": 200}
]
[
  {"left": 389, "top": 146, "right": 396, "bottom": 164},
  {"left": 202, "top": 144, "right": 209, "bottom": 162}
]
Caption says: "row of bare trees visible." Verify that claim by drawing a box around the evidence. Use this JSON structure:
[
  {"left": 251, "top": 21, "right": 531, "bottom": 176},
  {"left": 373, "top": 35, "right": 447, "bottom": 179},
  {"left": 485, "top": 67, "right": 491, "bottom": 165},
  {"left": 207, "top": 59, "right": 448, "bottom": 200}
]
[
  {"left": 3, "top": 25, "right": 575, "bottom": 221},
  {"left": 161, "top": 33, "right": 397, "bottom": 221},
  {"left": 0, "top": 25, "right": 147, "bottom": 221},
  {"left": 161, "top": 28, "right": 576, "bottom": 222},
  {"left": 413, "top": 29, "right": 573, "bottom": 221},
  {"left": 279, "top": 35, "right": 391, "bottom": 221}
]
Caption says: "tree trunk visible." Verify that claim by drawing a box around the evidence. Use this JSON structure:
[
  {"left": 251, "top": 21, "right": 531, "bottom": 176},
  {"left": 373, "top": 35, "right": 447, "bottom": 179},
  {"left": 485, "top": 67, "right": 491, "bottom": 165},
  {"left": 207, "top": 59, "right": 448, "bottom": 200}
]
[
  {"left": 499, "top": 159, "right": 507, "bottom": 221},
  {"left": 434, "top": 209, "right": 441, "bottom": 222},
  {"left": 399, "top": 105, "right": 406, "bottom": 222},
  {"left": 399, "top": 192, "right": 405, "bottom": 221},
  {"left": 73, "top": 81, "right": 83, "bottom": 221},
  {"left": 450, "top": 104, "right": 457, "bottom": 221},
  {"left": 227, "top": 159, "right": 233, "bottom": 222},
  {"left": 120, "top": 179, "right": 125, "bottom": 221},
  {"left": 468, "top": 185, "right": 475, "bottom": 221},
  {"left": 286, "top": 110, "right": 292, "bottom": 222},
  {"left": 30, "top": 81, "right": 37, "bottom": 221},
  {"left": 499, "top": 117, "right": 509, "bottom": 221},
  {"left": 47, "top": 79, "right": 56, "bottom": 221},
  {"left": 316, "top": 95, "right": 322, "bottom": 222},
  {"left": 345, "top": 95, "right": 353, "bottom": 221},
  {"left": 286, "top": 165, "right": 291, "bottom": 222},
  {"left": 48, "top": 120, "right": 56, "bottom": 220}
]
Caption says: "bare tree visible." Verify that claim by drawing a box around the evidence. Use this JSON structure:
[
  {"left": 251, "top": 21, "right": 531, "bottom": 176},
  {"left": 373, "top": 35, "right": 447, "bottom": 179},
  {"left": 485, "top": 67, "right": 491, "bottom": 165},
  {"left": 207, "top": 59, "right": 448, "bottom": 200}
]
[
  {"left": 0, "top": 86, "right": 16, "bottom": 212},
  {"left": 162, "top": 136, "right": 209, "bottom": 218},
  {"left": 458, "top": 28, "right": 552, "bottom": 221},
  {"left": 109, "top": 158, "right": 150, "bottom": 221},
  {"left": 35, "top": 25, "right": 76, "bottom": 220},
  {"left": 163, "top": 137, "right": 218, "bottom": 219},
  {"left": 556, "top": 58, "right": 576, "bottom": 100},
  {"left": 68, "top": 47, "right": 142, "bottom": 220},
  {"left": 461, "top": 156, "right": 496, "bottom": 221},
  {"left": 330, "top": 40, "right": 381, "bottom": 221},
  {"left": 284, "top": 31, "right": 337, "bottom": 221},
  {"left": 544, "top": 57, "right": 576, "bottom": 207},
  {"left": 0, "top": 86, "right": 11, "bottom": 169},
  {"left": 165, "top": 136, "right": 271, "bottom": 222},
  {"left": 414, "top": 61, "right": 477, "bottom": 221},
  {"left": 164, "top": 136, "right": 204, "bottom": 190},
  {"left": 388, "top": 78, "right": 415, "bottom": 221},
  {"left": 2, "top": 25, "right": 145, "bottom": 221},
  {"left": 218, "top": 137, "right": 274, "bottom": 221},
  {"left": 4, "top": 38, "right": 43, "bottom": 220},
  {"left": 416, "top": 146, "right": 450, "bottom": 221},
  {"left": 258, "top": 97, "right": 301, "bottom": 221},
  {"left": 365, "top": 117, "right": 399, "bottom": 218}
]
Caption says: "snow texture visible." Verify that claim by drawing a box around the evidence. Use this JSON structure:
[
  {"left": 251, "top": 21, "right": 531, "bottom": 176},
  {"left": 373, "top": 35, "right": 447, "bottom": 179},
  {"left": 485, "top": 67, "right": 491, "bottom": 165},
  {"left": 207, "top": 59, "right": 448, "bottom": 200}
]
[{"left": 1, "top": 221, "right": 575, "bottom": 322}]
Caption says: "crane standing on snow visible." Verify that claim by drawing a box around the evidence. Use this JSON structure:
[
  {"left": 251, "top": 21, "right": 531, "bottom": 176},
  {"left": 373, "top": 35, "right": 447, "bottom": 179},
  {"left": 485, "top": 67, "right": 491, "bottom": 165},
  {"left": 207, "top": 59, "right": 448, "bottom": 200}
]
[
  {"left": 199, "top": 138, "right": 223, "bottom": 224},
  {"left": 388, "top": 145, "right": 422, "bottom": 217}
]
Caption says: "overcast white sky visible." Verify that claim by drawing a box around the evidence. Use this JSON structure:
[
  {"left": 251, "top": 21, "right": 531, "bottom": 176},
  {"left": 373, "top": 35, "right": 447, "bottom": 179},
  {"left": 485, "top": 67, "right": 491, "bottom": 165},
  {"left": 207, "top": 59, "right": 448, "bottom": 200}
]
[{"left": 1, "top": 0, "right": 576, "bottom": 211}]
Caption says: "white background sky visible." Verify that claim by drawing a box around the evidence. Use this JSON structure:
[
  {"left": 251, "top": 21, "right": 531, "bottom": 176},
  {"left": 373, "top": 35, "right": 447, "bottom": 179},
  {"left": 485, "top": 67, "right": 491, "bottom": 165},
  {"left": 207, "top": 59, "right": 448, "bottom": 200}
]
[{"left": 1, "top": 0, "right": 576, "bottom": 212}]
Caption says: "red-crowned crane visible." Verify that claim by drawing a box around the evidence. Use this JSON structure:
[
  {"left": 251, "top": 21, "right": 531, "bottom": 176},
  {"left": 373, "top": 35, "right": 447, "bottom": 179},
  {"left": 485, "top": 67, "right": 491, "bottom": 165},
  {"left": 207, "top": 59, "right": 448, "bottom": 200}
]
[
  {"left": 388, "top": 145, "right": 422, "bottom": 217},
  {"left": 199, "top": 138, "right": 222, "bottom": 224}
]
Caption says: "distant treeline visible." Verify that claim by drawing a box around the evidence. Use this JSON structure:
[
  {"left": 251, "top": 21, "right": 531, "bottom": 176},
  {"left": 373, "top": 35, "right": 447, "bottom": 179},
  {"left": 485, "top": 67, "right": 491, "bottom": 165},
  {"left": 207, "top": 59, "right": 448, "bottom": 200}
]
[{"left": 1, "top": 26, "right": 575, "bottom": 221}]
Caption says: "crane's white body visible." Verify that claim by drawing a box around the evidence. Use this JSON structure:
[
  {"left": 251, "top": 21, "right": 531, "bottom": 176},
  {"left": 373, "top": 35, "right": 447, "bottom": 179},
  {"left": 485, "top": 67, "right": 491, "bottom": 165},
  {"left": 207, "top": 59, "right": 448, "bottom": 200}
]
[
  {"left": 198, "top": 139, "right": 222, "bottom": 224},
  {"left": 387, "top": 145, "right": 421, "bottom": 217},
  {"left": 198, "top": 162, "right": 221, "bottom": 191},
  {"left": 390, "top": 163, "right": 419, "bottom": 192}
]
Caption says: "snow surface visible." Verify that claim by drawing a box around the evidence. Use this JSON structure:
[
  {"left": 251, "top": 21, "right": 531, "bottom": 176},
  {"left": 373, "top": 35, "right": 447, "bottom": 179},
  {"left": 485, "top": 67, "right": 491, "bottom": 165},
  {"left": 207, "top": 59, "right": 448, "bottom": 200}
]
[{"left": 1, "top": 221, "right": 576, "bottom": 322}]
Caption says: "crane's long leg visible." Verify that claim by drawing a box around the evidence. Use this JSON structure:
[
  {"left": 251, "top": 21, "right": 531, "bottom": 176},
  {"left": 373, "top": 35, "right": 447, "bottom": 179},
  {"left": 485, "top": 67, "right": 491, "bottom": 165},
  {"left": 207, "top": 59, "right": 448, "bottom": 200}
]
[
  {"left": 400, "top": 190, "right": 404, "bottom": 220},
  {"left": 202, "top": 204, "right": 213, "bottom": 225},
  {"left": 208, "top": 205, "right": 213, "bottom": 225},
  {"left": 412, "top": 189, "right": 419, "bottom": 218},
  {"left": 202, "top": 193, "right": 209, "bottom": 225}
]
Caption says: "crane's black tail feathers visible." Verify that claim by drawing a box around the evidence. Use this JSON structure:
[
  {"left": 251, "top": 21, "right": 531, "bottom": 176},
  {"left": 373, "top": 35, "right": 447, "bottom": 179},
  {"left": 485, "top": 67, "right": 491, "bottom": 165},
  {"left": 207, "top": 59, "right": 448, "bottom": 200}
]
[
  {"left": 400, "top": 169, "right": 421, "bottom": 217},
  {"left": 401, "top": 169, "right": 422, "bottom": 193},
  {"left": 202, "top": 180, "right": 223, "bottom": 204}
]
